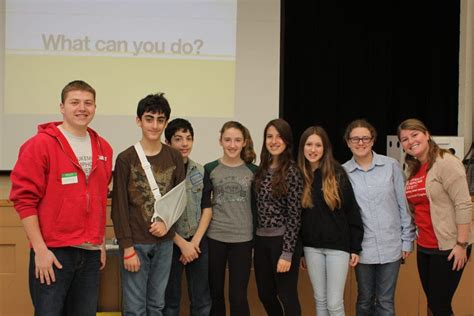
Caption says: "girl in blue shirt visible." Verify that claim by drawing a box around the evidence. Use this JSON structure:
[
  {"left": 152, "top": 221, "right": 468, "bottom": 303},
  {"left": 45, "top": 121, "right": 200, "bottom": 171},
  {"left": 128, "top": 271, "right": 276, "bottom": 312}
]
[{"left": 342, "top": 119, "right": 415, "bottom": 316}]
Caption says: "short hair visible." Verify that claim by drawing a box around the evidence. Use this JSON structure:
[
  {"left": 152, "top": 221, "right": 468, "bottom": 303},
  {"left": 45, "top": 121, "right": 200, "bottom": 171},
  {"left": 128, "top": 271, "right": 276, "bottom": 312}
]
[
  {"left": 136, "top": 93, "right": 171, "bottom": 120},
  {"left": 165, "top": 118, "right": 194, "bottom": 143},
  {"left": 344, "top": 119, "right": 377, "bottom": 142},
  {"left": 61, "top": 80, "right": 96, "bottom": 103}
]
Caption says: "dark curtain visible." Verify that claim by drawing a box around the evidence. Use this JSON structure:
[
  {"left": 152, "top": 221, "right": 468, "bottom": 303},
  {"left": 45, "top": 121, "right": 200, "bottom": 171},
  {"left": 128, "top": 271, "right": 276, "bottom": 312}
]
[{"left": 281, "top": 0, "right": 460, "bottom": 162}]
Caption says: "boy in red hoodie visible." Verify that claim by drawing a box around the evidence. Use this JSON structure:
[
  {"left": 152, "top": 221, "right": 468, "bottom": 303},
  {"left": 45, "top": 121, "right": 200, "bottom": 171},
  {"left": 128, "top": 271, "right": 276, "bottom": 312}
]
[{"left": 9, "top": 80, "right": 113, "bottom": 316}]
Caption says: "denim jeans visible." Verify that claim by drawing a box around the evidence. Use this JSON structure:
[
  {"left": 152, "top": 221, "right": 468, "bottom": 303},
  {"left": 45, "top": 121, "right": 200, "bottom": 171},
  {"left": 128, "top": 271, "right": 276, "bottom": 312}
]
[
  {"left": 28, "top": 247, "right": 101, "bottom": 316},
  {"left": 121, "top": 241, "right": 173, "bottom": 316},
  {"left": 355, "top": 260, "right": 401, "bottom": 316},
  {"left": 304, "top": 247, "right": 349, "bottom": 316},
  {"left": 164, "top": 237, "right": 211, "bottom": 316}
]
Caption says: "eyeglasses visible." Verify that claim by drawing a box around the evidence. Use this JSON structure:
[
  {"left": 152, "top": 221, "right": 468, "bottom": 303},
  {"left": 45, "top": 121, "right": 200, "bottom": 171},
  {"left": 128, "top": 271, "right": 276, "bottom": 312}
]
[{"left": 349, "top": 136, "right": 373, "bottom": 144}]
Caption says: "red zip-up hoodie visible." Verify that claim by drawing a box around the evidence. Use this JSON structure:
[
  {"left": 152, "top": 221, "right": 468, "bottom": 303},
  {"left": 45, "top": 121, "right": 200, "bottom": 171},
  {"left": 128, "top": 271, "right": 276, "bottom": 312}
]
[{"left": 9, "top": 122, "right": 113, "bottom": 247}]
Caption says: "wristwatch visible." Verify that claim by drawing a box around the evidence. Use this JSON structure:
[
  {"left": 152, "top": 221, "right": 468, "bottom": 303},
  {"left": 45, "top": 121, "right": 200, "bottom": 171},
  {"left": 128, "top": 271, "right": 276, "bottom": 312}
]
[{"left": 456, "top": 241, "right": 469, "bottom": 249}]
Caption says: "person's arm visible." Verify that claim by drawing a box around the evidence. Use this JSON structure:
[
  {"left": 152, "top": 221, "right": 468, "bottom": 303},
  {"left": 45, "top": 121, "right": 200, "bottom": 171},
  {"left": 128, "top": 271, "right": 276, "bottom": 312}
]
[
  {"left": 173, "top": 233, "right": 198, "bottom": 264},
  {"left": 392, "top": 161, "right": 416, "bottom": 259},
  {"left": 339, "top": 168, "right": 364, "bottom": 266},
  {"left": 22, "top": 216, "right": 63, "bottom": 285},
  {"left": 438, "top": 156, "right": 473, "bottom": 270},
  {"left": 10, "top": 139, "right": 63, "bottom": 285},
  {"left": 278, "top": 166, "right": 303, "bottom": 272},
  {"left": 448, "top": 223, "right": 471, "bottom": 270},
  {"left": 111, "top": 154, "right": 140, "bottom": 272},
  {"left": 190, "top": 207, "right": 212, "bottom": 252}
]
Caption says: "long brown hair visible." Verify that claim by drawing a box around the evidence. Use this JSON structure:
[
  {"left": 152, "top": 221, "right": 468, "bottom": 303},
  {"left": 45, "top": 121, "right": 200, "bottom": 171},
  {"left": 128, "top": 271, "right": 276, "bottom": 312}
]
[
  {"left": 220, "top": 121, "right": 256, "bottom": 164},
  {"left": 297, "top": 126, "right": 341, "bottom": 210},
  {"left": 255, "top": 119, "right": 294, "bottom": 197},
  {"left": 397, "top": 118, "right": 449, "bottom": 178}
]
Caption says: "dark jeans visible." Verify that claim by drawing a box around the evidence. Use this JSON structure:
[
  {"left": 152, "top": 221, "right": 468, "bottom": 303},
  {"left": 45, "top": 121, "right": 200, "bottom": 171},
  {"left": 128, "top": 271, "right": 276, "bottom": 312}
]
[
  {"left": 355, "top": 260, "right": 401, "bottom": 316},
  {"left": 417, "top": 247, "right": 471, "bottom": 316},
  {"left": 208, "top": 237, "right": 253, "bottom": 316},
  {"left": 164, "top": 237, "right": 211, "bottom": 316},
  {"left": 254, "top": 235, "right": 301, "bottom": 316},
  {"left": 28, "top": 247, "right": 101, "bottom": 316}
]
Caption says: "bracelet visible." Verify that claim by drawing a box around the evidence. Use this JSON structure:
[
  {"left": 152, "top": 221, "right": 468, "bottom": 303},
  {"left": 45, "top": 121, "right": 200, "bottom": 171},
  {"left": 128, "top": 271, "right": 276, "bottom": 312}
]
[{"left": 123, "top": 251, "right": 136, "bottom": 260}]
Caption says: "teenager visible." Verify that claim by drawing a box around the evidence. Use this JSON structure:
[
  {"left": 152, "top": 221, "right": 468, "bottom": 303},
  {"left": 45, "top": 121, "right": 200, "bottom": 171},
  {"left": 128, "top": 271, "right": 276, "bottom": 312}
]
[
  {"left": 111, "top": 93, "right": 185, "bottom": 316},
  {"left": 298, "top": 126, "right": 363, "bottom": 316},
  {"left": 201, "top": 121, "right": 257, "bottom": 316},
  {"left": 163, "top": 118, "right": 212, "bottom": 316},
  {"left": 343, "top": 119, "right": 415, "bottom": 316},
  {"left": 398, "top": 118, "right": 473, "bottom": 316},
  {"left": 254, "top": 118, "right": 303, "bottom": 316},
  {"left": 9, "top": 80, "right": 113, "bottom": 316}
]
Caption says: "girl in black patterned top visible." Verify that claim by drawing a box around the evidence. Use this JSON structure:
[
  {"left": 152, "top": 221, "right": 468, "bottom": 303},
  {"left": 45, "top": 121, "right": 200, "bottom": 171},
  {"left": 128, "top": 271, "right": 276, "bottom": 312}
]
[{"left": 254, "top": 118, "right": 303, "bottom": 316}]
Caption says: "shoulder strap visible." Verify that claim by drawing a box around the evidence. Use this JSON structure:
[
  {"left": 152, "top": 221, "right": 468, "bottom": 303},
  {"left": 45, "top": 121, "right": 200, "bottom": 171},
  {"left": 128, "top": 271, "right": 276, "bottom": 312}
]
[{"left": 134, "top": 142, "right": 161, "bottom": 199}]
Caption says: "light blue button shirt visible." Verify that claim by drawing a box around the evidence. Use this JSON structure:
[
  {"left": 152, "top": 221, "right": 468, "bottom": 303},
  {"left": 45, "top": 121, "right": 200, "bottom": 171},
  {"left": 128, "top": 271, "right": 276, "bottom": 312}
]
[{"left": 343, "top": 152, "right": 415, "bottom": 264}]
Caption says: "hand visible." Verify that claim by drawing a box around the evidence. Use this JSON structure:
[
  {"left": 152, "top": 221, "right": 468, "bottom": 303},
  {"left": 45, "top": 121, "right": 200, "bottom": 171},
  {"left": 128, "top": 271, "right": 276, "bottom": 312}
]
[
  {"left": 100, "top": 245, "right": 107, "bottom": 270},
  {"left": 34, "top": 248, "right": 63, "bottom": 285},
  {"left": 149, "top": 221, "right": 168, "bottom": 237},
  {"left": 300, "top": 257, "right": 307, "bottom": 270},
  {"left": 349, "top": 253, "right": 359, "bottom": 267},
  {"left": 190, "top": 238, "right": 202, "bottom": 255},
  {"left": 402, "top": 251, "right": 411, "bottom": 260},
  {"left": 178, "top": 240, "right": 199, "bottom": 264},
  {"left": 123, "top": 247, "right": 140, "bottom": 272},
  {"left": 448, "top": 246, "right": 468, "bottom": 271},
  {"left": 277, "top": 258, "right": 291, "bottom": 273}
]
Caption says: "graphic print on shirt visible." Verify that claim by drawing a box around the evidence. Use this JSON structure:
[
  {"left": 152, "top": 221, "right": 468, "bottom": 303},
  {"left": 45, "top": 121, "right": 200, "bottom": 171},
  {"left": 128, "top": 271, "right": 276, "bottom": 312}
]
[
  {"left": 213, "top": 174, "right": 252, "bottom": 205},
  {"left": 406, "top": 175, "right": 427, "bottom": 201},
  {"left": 130, "top": 164, "right": 177, "bottom": 222},
  {"left": 77, "top": 155, "right": 92, "bottom": 177}
]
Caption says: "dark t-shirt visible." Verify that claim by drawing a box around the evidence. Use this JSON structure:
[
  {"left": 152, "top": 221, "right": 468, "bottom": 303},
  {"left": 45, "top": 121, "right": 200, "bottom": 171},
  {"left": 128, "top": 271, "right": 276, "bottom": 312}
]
[{"left": 111, "top": 144, "right": 185, "bottom": 249}]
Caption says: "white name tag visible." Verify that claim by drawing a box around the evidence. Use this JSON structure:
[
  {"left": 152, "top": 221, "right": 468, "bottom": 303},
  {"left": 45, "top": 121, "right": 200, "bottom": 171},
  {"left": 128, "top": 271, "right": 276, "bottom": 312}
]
[{"left": 61, "top": 172, "right": 78, "bottom": 185}]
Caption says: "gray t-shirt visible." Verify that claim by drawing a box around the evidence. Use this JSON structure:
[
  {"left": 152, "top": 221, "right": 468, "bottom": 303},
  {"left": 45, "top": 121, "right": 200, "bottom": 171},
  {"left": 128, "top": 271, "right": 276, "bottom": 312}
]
[
  {"left": 58, "top": 125, "right": 92, "bottom": 179},
  {"left": 202, "top": 160, "right": 256, "bottom": 243}
]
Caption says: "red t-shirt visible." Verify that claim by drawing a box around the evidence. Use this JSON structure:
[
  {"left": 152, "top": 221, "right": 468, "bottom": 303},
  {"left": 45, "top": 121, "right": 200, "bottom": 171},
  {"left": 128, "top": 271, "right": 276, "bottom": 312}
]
[{"left": 405, "top": 163, "right": 438, "bottom": 248}]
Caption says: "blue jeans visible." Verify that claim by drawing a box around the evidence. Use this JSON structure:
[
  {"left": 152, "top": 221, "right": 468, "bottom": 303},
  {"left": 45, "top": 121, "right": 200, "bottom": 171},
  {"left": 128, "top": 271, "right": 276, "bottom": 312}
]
[
  {"left": 304, "top": 247, "right": 349, "bottom": 316},
  {"left": 28, "top": 247, "right": 101, "bottom": 316},
  {"left": 164, "top": 237, "right": 211, "bottom": 316},
  {"left": 355, "top": 260, "right": 401, "bottom": 316},
  {"left": 121, "top": 241, "right": 173, "bottom": 316}
]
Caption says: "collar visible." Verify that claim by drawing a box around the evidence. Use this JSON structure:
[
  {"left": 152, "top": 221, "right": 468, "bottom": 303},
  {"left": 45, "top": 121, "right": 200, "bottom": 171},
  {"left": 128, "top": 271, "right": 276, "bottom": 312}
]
[{"left": 345, "top": 151, "right": 385, "bottom": 173}]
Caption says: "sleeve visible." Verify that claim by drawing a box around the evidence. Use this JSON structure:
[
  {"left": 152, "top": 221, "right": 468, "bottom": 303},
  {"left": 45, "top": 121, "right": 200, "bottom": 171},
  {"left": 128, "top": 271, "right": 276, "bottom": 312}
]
[
  {"left": 111, "top": 154, "right": 134, "bottom": 249},
  {"left": 281, "top": 166, "right": 303, "bottom": 261},
  {"left": 438, "top": 156, "right": 473, "bottom": 224},
  {"left": 339, "top": 168, "right": 364, "bottom": 253},
  {"left": 251, "top": 180, "right": 258, "bottom": 236},
  {"left": 9, "top": 138, "right": 48, "bottom": 219},
  {"left": 200, "top": 167, "right": 213, "bottom": 209},
  {"left": 392, "top": 161, "right": 416, "bottom": 252}
]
